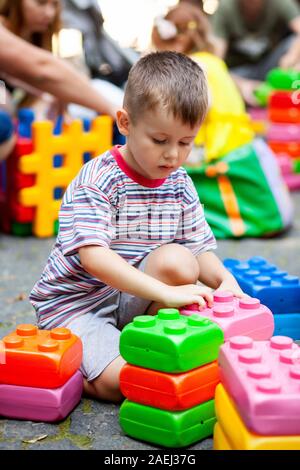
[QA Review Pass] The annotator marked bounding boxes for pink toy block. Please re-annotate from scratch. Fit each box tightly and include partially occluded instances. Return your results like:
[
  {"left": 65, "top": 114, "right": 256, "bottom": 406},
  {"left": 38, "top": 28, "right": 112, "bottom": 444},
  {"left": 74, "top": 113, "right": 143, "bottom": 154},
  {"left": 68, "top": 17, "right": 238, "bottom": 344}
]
[
  {"left": 219, "top": 335, "right": 300, "bottom": 435},
  {"left": 0, "top": 370, "right": 83, "bottom": 422},
  {"left": 278, "top": 155, "right": 300, "bottom": 191},
  {"left": 267, "top": 124, "right": 300, "bottom": 142},
  {"left": 248, "top": 107, "right": 268, "bottom": 121},
  {"left": 180, "top": 291, "right": 274, "bottom": 340}
]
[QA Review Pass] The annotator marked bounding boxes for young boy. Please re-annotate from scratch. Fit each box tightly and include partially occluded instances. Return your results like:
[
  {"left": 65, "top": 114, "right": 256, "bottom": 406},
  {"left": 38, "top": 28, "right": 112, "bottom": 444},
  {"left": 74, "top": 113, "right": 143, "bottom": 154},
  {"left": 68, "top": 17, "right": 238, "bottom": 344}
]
[{"left": 30, "top": 51, "right": 243, "bottom": 403}]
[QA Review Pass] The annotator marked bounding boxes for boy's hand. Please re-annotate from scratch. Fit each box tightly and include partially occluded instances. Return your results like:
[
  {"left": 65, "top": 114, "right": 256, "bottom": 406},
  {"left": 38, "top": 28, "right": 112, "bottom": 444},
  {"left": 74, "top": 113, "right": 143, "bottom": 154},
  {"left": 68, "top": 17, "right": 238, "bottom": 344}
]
[
  {"left": 161, "top": 284, "right": 214, "bottom": 309},
  {"left": 217, "top": 278, "right": 246, "bottom": 299}
]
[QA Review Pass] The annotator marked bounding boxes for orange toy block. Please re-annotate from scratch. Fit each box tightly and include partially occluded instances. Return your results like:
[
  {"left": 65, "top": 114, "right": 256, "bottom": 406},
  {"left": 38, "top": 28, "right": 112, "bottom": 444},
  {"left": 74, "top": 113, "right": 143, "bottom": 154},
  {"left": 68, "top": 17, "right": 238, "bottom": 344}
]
[
  {"left": 120, "top": 362, "right": 219, "bottom": 411},
  {"left": 0, "top": 324, "right": 82, "bottom": 388}
]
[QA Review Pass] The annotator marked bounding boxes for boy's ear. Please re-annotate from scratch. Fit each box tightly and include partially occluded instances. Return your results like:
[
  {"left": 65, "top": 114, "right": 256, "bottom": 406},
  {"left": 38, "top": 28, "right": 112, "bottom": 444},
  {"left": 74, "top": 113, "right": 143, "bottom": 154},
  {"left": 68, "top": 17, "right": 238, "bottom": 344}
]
[{"left": 116, "top": 108, "right": 130, "bottom": 136}]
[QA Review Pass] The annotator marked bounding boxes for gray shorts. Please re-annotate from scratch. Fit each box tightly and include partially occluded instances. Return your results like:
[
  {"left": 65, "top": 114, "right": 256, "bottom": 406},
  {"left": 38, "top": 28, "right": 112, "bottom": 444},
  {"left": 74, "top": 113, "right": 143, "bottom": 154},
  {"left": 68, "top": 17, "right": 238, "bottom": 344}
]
[{"left": 65, "top": 256, "right": 152, "bottom": 382}]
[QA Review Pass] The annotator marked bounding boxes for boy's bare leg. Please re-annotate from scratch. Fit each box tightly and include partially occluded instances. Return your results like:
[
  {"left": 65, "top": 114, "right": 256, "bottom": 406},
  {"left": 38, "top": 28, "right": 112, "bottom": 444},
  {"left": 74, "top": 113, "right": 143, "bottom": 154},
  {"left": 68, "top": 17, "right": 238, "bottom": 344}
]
[
  {"left": 83, "top": 243, "right": 199, "bottom": 401},
  {"left": 83, "top": 355, "right": 126, "bottom": 403}
]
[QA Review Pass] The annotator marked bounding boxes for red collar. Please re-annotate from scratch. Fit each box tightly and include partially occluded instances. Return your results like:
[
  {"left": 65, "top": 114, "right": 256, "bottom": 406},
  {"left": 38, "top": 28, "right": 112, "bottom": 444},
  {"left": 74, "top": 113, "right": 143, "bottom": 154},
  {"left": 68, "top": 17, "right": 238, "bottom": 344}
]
[{"left": 111, "top": 146, "right": 167, "bottom": 188}]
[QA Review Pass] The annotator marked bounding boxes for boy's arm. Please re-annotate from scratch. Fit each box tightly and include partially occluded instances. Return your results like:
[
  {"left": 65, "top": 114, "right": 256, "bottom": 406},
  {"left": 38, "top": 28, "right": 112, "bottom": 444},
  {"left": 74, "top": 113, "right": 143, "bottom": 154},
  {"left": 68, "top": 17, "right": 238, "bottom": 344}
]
[
  {"left": 196, "top": 251, "right": 244, "bottom": 298},
  {"left": 79, "top": 245, "right": 213, "bottom": 308}
]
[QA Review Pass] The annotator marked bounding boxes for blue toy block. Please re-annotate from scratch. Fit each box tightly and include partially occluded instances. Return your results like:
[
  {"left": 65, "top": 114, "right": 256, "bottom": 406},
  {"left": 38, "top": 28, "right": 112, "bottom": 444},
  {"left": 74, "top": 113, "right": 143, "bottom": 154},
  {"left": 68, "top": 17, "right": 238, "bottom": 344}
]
[
  {"left": 273, "top": 313, "right": 300, "bottom": 340},
  {"left": 18, "top": 108, "right": 34, "bottom": 138},
  {"left": 223, "top": 256, "right": 300, "bottom": 315}
]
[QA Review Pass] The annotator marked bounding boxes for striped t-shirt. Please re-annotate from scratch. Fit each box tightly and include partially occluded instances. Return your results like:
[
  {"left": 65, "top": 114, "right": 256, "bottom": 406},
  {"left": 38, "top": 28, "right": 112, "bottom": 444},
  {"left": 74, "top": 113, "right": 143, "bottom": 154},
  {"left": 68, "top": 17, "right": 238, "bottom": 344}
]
[{"left": 30, "top": 146, "right": 217, "bottom": 328}]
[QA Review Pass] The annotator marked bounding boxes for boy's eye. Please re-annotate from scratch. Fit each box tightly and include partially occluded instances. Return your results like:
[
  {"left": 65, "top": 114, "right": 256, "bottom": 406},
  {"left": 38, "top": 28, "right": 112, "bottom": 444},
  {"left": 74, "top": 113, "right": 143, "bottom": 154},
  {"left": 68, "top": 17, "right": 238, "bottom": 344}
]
[
  {"left": 179, "top": 141, "right": 191, "bottom": 146},
  {"left": 152, "top": 138, "right": 167, "bottom": 144}
]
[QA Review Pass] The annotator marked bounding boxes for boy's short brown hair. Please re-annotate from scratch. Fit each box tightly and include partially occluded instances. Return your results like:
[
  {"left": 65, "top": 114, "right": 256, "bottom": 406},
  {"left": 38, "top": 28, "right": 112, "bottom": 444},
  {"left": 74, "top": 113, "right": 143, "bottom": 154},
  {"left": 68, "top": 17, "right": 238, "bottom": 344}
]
[{"left": 123, "top": 51, "right": 209, "bottom": 127}]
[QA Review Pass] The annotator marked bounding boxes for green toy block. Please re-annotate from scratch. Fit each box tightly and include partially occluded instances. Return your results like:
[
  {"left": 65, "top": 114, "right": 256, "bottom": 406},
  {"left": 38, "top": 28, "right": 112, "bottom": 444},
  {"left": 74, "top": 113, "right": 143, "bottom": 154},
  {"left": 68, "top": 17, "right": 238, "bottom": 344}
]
[
  {"left": 54, "top": 220, "right": 59, "bottom": 235},
  {"left": 11, "top": 222, "right": 32, "bottom": 236},
  {"left": 120, "top": 399, "right": 216, "bottom": 448},
  {"left": 253, "top": 82, "right": 274, "bottom": 107},
  {"left": 267, "top": 68, "right": 300, "bottom": 90},
  {"left": 293, "top": 159, "right": 300, "bottom": 174},
  {"left": 120, "top": 308, "right": 224, "bottom": 373}
]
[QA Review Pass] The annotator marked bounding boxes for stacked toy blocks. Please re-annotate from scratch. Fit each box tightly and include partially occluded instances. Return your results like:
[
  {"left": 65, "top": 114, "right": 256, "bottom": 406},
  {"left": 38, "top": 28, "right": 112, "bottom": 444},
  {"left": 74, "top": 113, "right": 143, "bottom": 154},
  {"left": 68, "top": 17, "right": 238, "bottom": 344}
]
[
  {"left": 180, "top": 290, "right": 274, "bottom": 340},
  {"left": 214, "top": 335, "right": 300, "bottom": 449},
  {"left": 119, "top": 309, "right": 224, "bottom": 447},
  {"left": 262, "top": 69, "right": 300, "bottom": 190},
  {"left": 0, "top": 324, "right": 83, "bottom": 422},
  {"left": 0, "top": 110, "right": 113, "bottom": 237},
  {"left": 224, "top": 256, "right": 300, "bottom": 339}
]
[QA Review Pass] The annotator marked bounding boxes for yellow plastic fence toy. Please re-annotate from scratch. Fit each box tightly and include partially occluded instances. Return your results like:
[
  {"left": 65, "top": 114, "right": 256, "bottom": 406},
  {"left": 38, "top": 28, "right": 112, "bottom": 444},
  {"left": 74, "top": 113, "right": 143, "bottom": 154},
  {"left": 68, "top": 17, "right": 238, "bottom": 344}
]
[{"left": 18, "top": 116, "right": 113, "bottom": 237}]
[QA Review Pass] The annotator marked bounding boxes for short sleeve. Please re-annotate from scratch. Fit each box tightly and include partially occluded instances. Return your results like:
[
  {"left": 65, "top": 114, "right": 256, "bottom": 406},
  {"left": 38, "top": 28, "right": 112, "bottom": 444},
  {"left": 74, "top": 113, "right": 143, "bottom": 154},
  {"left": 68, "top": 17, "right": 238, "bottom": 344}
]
[
  {"left": 59, "top": 184, "right": 115, "bottom": 256},
  {"left": 173, "top": 175, "right": 217, "bottom": 255},
  {"left": 210, "top": 0, "right": 230, "bottom": 40}
]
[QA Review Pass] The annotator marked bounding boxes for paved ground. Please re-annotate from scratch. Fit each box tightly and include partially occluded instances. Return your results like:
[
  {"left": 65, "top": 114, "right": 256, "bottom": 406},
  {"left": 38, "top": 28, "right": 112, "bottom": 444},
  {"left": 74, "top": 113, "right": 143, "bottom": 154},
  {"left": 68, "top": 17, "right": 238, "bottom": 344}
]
[{"left": 0, "top": 191, "right": 299, "bottom": 451}]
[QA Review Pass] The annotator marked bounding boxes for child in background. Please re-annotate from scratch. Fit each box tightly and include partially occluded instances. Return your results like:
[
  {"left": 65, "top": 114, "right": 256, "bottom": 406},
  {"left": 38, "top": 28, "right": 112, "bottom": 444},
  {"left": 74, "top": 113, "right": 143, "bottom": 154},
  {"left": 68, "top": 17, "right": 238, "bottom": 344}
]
[
  {"left": 152, "top": 2, "right": 255, "bottom": 163},
  {"left": 30, "top": 51, "right": 243, "bottom": 403}
]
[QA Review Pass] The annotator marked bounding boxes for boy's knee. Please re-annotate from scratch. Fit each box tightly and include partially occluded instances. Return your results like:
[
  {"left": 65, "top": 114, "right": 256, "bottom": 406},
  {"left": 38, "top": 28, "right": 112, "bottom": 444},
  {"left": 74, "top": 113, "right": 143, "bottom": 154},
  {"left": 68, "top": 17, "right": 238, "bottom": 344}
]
[
  {"left": 84, "top": 374, "right": 123, "bottom": 403},
  {"left": 83, "top": 356, "right": 125, "bottom": 403},
  {"left": 148, "top": 243, "right": 199, "bottom": 285}
]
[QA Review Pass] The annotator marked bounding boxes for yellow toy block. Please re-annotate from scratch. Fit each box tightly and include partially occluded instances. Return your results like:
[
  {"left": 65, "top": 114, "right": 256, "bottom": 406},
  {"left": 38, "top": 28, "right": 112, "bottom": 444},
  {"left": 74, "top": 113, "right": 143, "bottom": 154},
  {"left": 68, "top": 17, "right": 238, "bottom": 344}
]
[
  {"left": 214, "top": 384, "right": 300, "bottom": 450},
  {"left": 191, "top": 53, "right": 254, "bottom": 162},
  {"left": 18, "top": 116, "right": 112, "bottom": 237}
]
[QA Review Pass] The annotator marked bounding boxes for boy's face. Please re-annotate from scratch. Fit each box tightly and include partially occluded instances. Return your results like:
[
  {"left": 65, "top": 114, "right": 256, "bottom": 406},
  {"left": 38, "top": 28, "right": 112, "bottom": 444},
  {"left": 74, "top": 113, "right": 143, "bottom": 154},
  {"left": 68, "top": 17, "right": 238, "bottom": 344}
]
[{"left": 118, "top": 106, "right": 201, "bottom": 180}]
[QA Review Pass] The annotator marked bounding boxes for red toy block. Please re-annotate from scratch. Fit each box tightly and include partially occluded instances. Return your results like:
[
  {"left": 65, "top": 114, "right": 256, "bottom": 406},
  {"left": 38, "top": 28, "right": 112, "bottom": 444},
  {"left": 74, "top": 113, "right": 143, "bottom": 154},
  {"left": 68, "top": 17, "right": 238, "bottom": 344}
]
[{"left": 120, "top": 361, "right": 219, "bottom": 411}]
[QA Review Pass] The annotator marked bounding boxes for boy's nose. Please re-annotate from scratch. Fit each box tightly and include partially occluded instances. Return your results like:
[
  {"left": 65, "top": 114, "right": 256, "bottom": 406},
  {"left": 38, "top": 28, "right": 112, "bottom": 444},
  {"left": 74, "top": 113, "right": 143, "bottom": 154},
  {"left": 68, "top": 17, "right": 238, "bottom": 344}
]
[{"left": 164, "top": 146, "right": 178, "bottom": 162}]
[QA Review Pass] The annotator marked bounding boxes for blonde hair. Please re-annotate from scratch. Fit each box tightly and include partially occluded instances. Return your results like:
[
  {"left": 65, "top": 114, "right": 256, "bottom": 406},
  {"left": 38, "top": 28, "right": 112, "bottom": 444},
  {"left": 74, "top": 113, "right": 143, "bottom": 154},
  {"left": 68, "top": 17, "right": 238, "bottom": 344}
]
[
  {"left": 152, "top": 3, "right": 214, "bottom": 55},
  {"left": 0, "top": 0, "right": 60, "bottom": 50},
  {"left": 124, "top": 51, "right": 209, "bottom": 127}
]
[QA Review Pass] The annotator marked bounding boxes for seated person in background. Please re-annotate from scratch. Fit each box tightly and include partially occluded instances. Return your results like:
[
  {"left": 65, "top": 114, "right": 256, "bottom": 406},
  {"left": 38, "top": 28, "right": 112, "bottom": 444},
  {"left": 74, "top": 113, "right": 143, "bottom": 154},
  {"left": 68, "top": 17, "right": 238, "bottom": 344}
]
[
  {"left": 60, "top": 0, "right": 126, "bottom": 120},
  {"left": 152, "top": 3, "right": 254, "bottom": 162},
  {"left": 0, "top": 0, "right": 61, "bottom": 117},
  {"left": 0, "top": 0, "right": 119, "bottom": 121},
  {"left": 211, "top": 0, "right": 300, "bottom": 105}
]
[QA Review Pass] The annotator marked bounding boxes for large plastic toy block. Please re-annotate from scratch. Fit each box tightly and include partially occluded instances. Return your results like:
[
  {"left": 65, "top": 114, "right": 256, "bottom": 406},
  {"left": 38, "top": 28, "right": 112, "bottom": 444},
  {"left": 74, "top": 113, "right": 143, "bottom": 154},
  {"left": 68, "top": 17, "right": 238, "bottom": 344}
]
[
  {"left": 214, "top": 384, "right": 300, "bottom": 450},
  {"left": 294, "top": 158, "right": 300, "bottom": 173},
  {"left": 218, "top": 335, "right": 300, "bottom": 435},
  {"left": 119, "top": 309, "right": 224, "bottom": 373},
  {"left": 274, "top": 313, "right": 300, "bottom": 340},
  {"left": 223, "top": 256, "right": 300, "bottom": 314},
  {"left": 180, "top": 291, "right": 274, "bottom": 341},
  {"left": 18, "top": 116, "right": 113, "bottom": 237},
  {"left": 267, "top": 123, "right": 300, "bottom": 142},
  {"left": 253, "top": 82, "right": 273, "bottom": 107},
  {"left": 266, "top": 68, "right": 300, "bottom": 90},
  {"left": 269, "top": 141, "right": 300, "bottom": 158},
  {"left": 120, "top": 361, "right": 219, "bottom": 411},
  {"left": 120, "top": 399, "right": 216, "bottom": 448},
  {"left": 0, "top": 370, "right": 83, "bottom": 422},
  {"left": 269, "top": 91, "right": 299, "bottom": 109},
  {"left": 18, "top": 109, "right": 35, "bottom": 138},
  {"left": 268, "top": 107, "right": 300, "bottom": 123},
  {"left": 0, "top": 324, "right": 82, "bottom": 388},
  {"left": 277, "top": 155, "right": 300, "bottom": 191}
]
